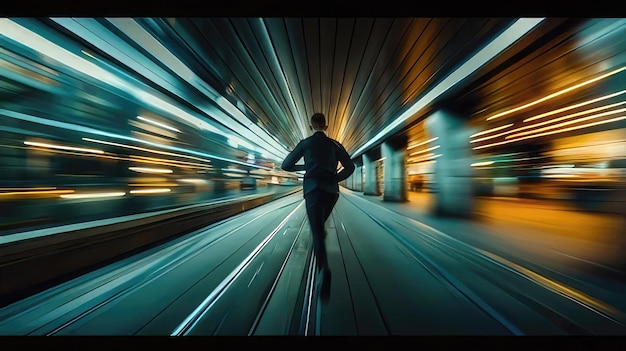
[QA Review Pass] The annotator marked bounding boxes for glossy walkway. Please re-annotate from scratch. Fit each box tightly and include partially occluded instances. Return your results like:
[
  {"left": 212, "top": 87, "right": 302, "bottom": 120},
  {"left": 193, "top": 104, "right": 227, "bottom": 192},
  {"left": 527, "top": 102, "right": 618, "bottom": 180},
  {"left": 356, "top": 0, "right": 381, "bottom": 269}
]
[{"left": 1, "top": 188, "right": 625, "bottom": 335}]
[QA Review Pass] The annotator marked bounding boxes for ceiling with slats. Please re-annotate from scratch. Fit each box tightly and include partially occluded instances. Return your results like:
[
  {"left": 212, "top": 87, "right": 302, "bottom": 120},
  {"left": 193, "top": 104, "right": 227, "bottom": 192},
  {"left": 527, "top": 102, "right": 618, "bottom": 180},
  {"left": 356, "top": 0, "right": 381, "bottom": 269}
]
[
  {"left": 22, "top": 17, "right": 621, "bottom": 166},
  {"left": 138, "top": 17, "right": 518, "bottom": 155}
]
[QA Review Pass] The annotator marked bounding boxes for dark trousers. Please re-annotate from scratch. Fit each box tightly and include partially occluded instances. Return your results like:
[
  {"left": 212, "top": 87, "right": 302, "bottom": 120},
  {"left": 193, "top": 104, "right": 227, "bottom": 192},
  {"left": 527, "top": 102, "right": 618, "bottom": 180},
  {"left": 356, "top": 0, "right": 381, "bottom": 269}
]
[{"left": 304, "top": 189, "right": 339, "bottom": 272}]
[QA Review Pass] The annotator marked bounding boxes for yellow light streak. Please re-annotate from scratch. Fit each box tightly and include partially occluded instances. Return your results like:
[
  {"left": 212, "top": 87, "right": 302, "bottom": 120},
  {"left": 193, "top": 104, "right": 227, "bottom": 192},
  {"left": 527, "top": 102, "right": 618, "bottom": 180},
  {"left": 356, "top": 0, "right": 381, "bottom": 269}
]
[
  {"left": 409, "top": 159, "right": 438, "bottom": 165},
  {"left": 24, "top": 141, "right": 104, "bottom": 154},
  {"left": 129, "top": 166, "right": 173, "bottom": 174},
  {"left": 544, "top": 174, "right": 578, "bottom": 178},
  {"left": 17, "top": 146, "right": 111, "bottom": 159},
  {"left": 12, "top": 144, "right": 209, "bottom": 171},
  {"left": 509, "top": 115, "right": 626, "bottom": 141},
  {"left": 407, "top": 153, "right": 442, "bottom": 163},
  {"left": 477, "top": 249, "right": 622, "bottom": 318},
  {"left": 129, "top": 183, "right": 177, "bottom": 187},
  {"left": 408, "top": 153, "right": 435, "bottom": 163},
  {"left": 473, "top": 115, "right": 625, "bottom": 150},
  {"left": 60, "top": 191, "right": 126, "bottom": 199},
  {"left": 82, "top": 137, "right": 212, "bottom": 165},
  {"left": 0, "top": 187, "right": 57, "bottom": 191},
  {"left": 81, "top": 50, "right": 96, "bottom": 59},
  {"left": 471, "top": 161, "right": 495, "bottom": 167},
  {"left": 485, "top": 66, "right": 626, "bottom": 121},
  {"left": 409, "top": 145, "right": 440, "bottom": 156},
  {"left": 511, "top": 102, "right": 626, "bottom": 138},
  {"left": 130, "top": 177, "right": 167, "bottom": 183},
  {"left": 129, "top": 188, "right": 171, "bottom": 194},
  {"left": 178, "top": 178, "right": 208, "bottom": 184},
  {"left": 129, "top": 155, "right": 211, "bottom": 169},
  {"left": 407, "top": 137, "right": 439, "bottom": 150},
  {"left": 506, "top": 108, "right": 626, "bottom": 139},
  {"left": 524, "top": 90, "right": 626, "bottom": 122},
  {"left": 128, "top": 158, "right": 194, "bottom": 169},
  {"left": 471, "top": 127, "right": 518, "bottom": 143},
  {"left": 470, "top": 124, "right": 514, "bottom": 138},
  {"left": 0, "top": 189, "right": 75, "bottom": 196}
]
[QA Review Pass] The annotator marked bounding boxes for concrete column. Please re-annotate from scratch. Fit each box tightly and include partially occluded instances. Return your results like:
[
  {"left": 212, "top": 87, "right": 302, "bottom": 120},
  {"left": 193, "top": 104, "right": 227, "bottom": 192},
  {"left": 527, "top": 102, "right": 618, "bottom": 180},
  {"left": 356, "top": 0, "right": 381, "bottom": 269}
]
[
  {"left": 346, "top": 171, "right": 355, "bottom": 191},
  {"left": 362, "top": 153, "right": 378, "bottom": 196},
  {"left": 347, "top": 165, "right": 358, "bottom": 192},
  {"left": 424, "top": 109, "right": 474, "bottom": 217},
  {"left": 354, "top": 166, "right": 363, "bottom": 192},
  {"left": 382, "top": 138, "right": 407, "bottom": 202}
]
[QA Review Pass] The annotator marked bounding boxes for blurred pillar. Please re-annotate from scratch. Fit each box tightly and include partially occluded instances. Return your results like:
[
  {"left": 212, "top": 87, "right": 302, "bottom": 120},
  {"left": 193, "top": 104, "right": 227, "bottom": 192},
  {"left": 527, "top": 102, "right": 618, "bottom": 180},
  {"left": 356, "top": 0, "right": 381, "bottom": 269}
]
[
  {"left": 382, "top": 136, "right": 408, "bottom": 202},
  {"left": 346, "top": 165, "right": 360, "bottom": 192},
  {"left": 354, "top": 166, "right": 363, "bottom": 192},
  {"left": 425, "top": 109, "right": 474, "bottom": 217},
  {"left": 362, "top": 153, "right": 378, "bottom": 196},
  {"left": 344, "top": 172, "right": 353, "bottom": 191}
]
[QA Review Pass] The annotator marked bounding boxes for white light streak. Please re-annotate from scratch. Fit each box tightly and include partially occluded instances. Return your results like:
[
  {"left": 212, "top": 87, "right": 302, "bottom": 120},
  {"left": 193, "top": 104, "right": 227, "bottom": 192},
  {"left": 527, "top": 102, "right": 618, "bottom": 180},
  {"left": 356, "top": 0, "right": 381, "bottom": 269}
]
[
  {"left": 137, "top": 116, "right": 181, "bottom": 133},
  {"left": 83, "top": 137, "right": 211, "bottom": 164},
  {"left": 6, "top": 18, "right": 286, "bottom": 161},
  {"left": 2, "top": 18, "right": 223, "bottom": 136},
  {"left": 60, "top": 192, "right": 126, "bottom": 199},
  {"left": 24, "top": 141, "right": 104, "bottom": 154},
  {"left": 351, "top": 18, "right": 545, "bottom": 157},
  {"left": 178, "top": 178, "right": 208, "bottom": 185},
  {"left": 106, "top": 18, "right": 195, "bottom": 81},
  {"left": 259, "top": 19, "right": 308, "bottom": 139},
  {"left": 1, "top": 19, "right": 132, "bottom": 91},
  {"left": 221, "top": 168, "right": 248, "bottom": 174},
  {"left": 471, "top": 161, "right": 495, "bottom": 167},
  {"left": 104, "top": 18, "right": 288, "bottom": 159},
  {"left": 129, "top": 167, "right": 173, "bottom": 174},
  {"left": 170, "top": 202, "right": 303, "bottom": 336},
  {"left": 129, "top": 188, "right": 171, "bottom": 194}
]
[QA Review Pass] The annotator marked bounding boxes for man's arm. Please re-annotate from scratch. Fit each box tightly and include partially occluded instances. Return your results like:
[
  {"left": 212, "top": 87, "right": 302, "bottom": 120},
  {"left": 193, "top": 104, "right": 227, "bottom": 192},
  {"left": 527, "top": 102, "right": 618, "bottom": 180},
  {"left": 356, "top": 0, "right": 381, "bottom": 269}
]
[
  {"left": 335, "top": 143, "right": 355, "bottom": 182},
  {"left": 281, "top": 141, "right": 305, "bottom": 172}
]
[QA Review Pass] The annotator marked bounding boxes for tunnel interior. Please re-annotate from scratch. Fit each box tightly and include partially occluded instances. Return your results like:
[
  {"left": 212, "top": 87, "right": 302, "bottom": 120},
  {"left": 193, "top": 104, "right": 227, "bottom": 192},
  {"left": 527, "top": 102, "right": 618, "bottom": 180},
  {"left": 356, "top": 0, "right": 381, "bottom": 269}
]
[{"left": 0, "top": 17, "right": 625, "bottom": 337}]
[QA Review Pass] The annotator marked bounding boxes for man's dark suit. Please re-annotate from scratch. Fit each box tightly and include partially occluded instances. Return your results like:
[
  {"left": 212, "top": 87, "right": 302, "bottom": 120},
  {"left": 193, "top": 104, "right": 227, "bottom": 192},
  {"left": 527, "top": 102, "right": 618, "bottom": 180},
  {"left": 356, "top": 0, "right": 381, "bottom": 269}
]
[{"left": 281, "top": 131, "right": 355, "bottom": 276}]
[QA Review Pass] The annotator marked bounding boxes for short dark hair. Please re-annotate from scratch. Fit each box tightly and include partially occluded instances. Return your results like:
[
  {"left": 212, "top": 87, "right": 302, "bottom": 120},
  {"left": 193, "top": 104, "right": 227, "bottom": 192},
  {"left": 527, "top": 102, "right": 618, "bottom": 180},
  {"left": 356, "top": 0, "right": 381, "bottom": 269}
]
[{"left": 310, "top": 113, "right": 326, "bottom": 128}]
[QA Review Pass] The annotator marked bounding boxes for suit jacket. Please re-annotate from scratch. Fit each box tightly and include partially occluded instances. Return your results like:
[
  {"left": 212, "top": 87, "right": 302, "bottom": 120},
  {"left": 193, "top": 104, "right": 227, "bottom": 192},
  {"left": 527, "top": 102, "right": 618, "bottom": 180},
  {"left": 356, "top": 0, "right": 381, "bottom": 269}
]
[{"left": 281, "top": 131, "right": 355, "bottom": 196}]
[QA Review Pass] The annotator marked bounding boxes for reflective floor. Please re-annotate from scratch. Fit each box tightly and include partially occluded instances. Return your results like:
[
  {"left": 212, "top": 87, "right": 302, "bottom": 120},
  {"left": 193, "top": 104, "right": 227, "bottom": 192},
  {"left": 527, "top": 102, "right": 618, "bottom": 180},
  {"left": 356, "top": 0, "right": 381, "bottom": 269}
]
[{"left": 1, "top": 188, "right": 624, "bottom": 336}]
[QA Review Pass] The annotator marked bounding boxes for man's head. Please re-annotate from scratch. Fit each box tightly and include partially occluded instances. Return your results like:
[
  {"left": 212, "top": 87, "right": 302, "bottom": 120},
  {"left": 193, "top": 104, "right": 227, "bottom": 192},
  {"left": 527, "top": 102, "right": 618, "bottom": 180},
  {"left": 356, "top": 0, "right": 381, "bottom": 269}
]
[{"left": 310, "top": 112, "right": 327, "bottom": 131}]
